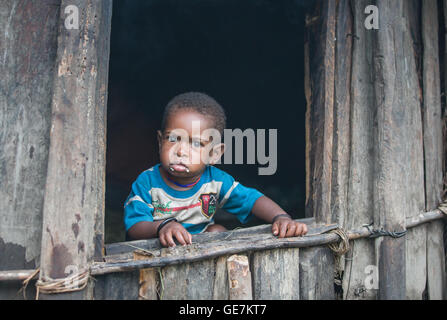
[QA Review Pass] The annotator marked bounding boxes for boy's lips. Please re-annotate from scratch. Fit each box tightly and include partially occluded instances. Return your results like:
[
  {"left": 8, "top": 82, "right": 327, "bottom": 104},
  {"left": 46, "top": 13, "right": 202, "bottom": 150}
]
[{"left": 169, "top": 163, "right": 190, "bottom": 173}]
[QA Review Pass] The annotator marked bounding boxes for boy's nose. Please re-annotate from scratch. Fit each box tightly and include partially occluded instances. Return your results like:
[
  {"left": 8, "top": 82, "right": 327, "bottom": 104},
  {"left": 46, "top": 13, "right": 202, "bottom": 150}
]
[{"left": 175, "top": 142, "right": 189, "bottom": 157}]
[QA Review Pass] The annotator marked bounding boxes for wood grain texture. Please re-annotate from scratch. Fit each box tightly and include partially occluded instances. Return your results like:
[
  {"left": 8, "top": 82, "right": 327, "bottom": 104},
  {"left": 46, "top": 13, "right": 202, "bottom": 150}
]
[
  {"left": 133, "top": 251, "right": 158, "bottom": 300},
  {"left": 213, "top": 255, "right": 229, "bottom": 300},
  {"left": 299, "top": 246, "right": 334, "bottom": 300},
  {"left": 422, "top": 0, "right": 446, "bottom": 301},
  {"left": 306, "top": 0, "right": 336, "bottom": 224},
  {"left": 342, "top": 0, "right": 377, "bottom": 300},
  {"left": 402, "top": 0, "right": 427, "bottom": 300},
  {"left": 105, "top": 218, "right": 316, "bottom": 256},
  {"left": 426, "top": 220, "right": 446, "bottom": 299},
  {"left": 0, "top": 0, "right": 60, "bottom": 299},
  {"left": 373, "top": 0, "right": 408, "bottom": 300},
  {"left": 227, "top": 255, "right": 252, "bottom": 300},
  {"left": 93, "top": 271, "right": 140, "bottom": 300},
  {"left": 331, "top": 0, "right": 352, "bottom": 228},
  {"left": 251, "top": 248, "right": 300, "bottom": 299},
  {"left": 423, "top": 0, "right": 444, "bottom": 211},
  {"left": 160, "top": 258, "right": 215, "bottom": 300},
  {"left": 38, "top": 0, "right": 112, "bottom": 299}
]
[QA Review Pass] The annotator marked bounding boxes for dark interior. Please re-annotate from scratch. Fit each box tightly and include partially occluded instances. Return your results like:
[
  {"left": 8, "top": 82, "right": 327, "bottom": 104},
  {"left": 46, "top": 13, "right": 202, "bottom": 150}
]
[{"left": 105, "top": 0, "right": 313, "bottom": 243}]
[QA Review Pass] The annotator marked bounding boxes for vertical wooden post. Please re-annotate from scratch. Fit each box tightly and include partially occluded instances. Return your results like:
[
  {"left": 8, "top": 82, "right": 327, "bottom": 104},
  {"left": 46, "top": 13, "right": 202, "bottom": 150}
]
[
  {"left": 133, "top": 251, "right": 158, "bottom": 300},
  {"left": 423, "top": 0, "right": 444, "bottom": 211},
  {"left": 373, "top": 0, "right": 409, "bottom": 300},
  {"left": 0, "top": 0, "right": 60, "bottom": 299},
  {"left": 251, "top": 249, "right": 300, "bottom": 299},
  {"left": 160, "top": 259, "right": 215, "bottom": 300},
  {"left": 400, "top": 0, "right": 427, "bottom": 300},
  {"left": 342, "top": 0, "right": 377, "bottom": 300},
  {"left": 299, "top": 247, "right": 335, "bottom": 300},
  {"left": 213, "top": 255, "right": 230, "bottom": 300},
  {"left": 305, "top": 0, "right": 336, "bottom": 224},
  {"left": 331, "top": 0, "right": 352, "bottom": 228},
  {"left": 422, "top": 0, "right": 446, "bottom": 300},
  {"left": 38, "top": 0, "right": 112, "bottom": 299},
  {"left": 227, "top": 255, "right": 252, "bottom": 300}
]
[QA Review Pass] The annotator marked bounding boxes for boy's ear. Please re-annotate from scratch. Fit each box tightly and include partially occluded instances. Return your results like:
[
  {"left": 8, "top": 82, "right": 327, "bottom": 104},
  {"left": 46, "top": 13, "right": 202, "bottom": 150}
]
[
  {"left": 157, "top": 130, "right": 163, "bottom": 149},
  {"left": 208, "top": 143, "right": 226, "bottom": 165}
]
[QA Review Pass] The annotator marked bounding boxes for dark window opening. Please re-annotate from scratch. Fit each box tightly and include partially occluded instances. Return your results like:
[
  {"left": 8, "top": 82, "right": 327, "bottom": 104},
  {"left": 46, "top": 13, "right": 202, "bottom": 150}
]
[{"left": 105, "top": 0, "right": 312, "bottom": 244}]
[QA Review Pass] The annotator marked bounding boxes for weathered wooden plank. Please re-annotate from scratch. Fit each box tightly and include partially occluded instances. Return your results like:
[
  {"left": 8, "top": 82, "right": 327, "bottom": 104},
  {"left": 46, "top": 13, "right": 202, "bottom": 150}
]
[
  {"left": 94, "top": 210, "right": 447, "bottom": 278},
  {"left": 331, "top": 0, "right": 352, "bottom": 227},
  {"left": 105, "top": 218, "right": 318, "bottom": 256},
  {"left": 405, "top": 226, "right": 427, "bottom": 299},
  {"left": 306, "top": 0, "right": 336, "bottom": 224},
  {"left": 160, "top": 259, "right": 215, "bottom": 300},
  {"left": 227, "top": 255, "right": 252, "bottom": 300},
  {"left": 422, "top": 0, "right": 446, "bottom": 301},
  {"left": 213, "top": 255, "right": 229, "bottom": 300},
  {"left": 38, "top": 0, "right": 112, "bottom": 299},
  {"left": 133, "top": 251, "right": 158, "bottom": 300},
  {"left": 304, "top": 38, "right": 312, "bottom": 217},
  {"left": 426, "top": 220, "right": 446, "bottom": 299},
  {"left": 93, "top": 271, "right": 140, "bottom": 300},
  {"left": 94, "top": 229, "right": 341, "bottom": 275},
  {"left": 423, "top": 0, "right": 444, "bottom": 211},
  {"left": 251, "top": 248, "right": 300, "bottom": 300},
  {"left": 330, "top": 0, "right": 353, "bottom": 287},
  {"left": 402, "top": 0, "right": 427, "bottom": 300},
  {"left": 299, "top": 246, "right": 334, "bottom": 300},
  {"left": 342, "top": 0, "right": 377, "bottom": 300},
  {"left": 373, "top": 0, "right": 413, "bottom": 300},
  {"left": 0, "top": 0, "right": 60, "bottom": 300}
]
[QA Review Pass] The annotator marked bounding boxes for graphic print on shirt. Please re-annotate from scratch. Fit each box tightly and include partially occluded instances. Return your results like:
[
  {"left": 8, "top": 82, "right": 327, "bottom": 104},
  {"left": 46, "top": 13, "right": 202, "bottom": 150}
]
[
  {"left": 153, "top": 199, "right": 173, "bottom": 215},
  {"left": 199, "top": 193, "right": 218, "bottom": 219}
]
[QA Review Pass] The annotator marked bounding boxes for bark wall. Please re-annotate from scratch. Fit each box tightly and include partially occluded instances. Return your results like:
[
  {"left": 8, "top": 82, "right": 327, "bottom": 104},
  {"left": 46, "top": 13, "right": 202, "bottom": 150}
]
[{"left": 306, "top": 0, "right": 446, "bottom": 299}]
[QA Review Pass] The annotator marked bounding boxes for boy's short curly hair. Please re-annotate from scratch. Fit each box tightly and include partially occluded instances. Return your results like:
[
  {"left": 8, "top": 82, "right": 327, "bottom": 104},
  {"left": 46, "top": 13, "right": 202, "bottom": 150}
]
[{"left": 161, "top": 92, "right": 227, "bottom": 135}]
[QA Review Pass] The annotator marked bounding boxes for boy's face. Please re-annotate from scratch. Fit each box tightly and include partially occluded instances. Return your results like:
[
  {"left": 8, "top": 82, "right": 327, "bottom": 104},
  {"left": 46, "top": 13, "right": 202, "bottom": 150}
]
[{"left": 158, "top": 109, "right": 224, "bottom": 179}]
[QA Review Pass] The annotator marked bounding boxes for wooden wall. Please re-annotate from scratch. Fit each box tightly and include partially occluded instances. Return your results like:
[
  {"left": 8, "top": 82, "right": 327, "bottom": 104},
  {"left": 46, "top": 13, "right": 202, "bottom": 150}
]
[
  {"left": 95, "top": 223, "right": 335, "bottom": 300},
  {"left": 0, "top": 0, "right": 112, "bottom": 299},
  {"left": 305, "top": 0, "right": 446, "bottom": 299},
  {"left": 0, "top": 0, "right": 61, "bottom": 299}
]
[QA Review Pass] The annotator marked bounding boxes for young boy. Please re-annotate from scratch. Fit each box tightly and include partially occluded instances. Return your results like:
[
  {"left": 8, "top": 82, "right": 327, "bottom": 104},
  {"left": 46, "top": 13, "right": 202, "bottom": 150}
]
[{"left": 124, "top": 92, "right": 308, "bottom": 247}]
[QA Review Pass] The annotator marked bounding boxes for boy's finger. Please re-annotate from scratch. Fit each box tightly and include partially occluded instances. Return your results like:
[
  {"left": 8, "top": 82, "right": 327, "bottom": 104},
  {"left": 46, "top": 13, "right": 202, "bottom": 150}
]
[
  {"left": 183, "top": 230, "right": 192, "bottom": 244},
  {"left": 174, "top": 230, "right": 186, "bottom": 246},
  {"left": 295, "top": 223, "right": 303, "bottom": 237},
  {"left": 279, "top": 222, "right": 288, "bottom": 238},
  {"left": 286, "top": 223, "right": 296, "bottom": 237},
  {"left": 165, "top": 232, "right": 176, "bottom": 247},
  {"left": 302, "top": 224, "right": 308, "bottom": 235},
  {"left": 159, "top": 234, "right": 167, "bottom": 247},
  {"left": 272, "top": 223, "right": 279, "bottom": 236}
]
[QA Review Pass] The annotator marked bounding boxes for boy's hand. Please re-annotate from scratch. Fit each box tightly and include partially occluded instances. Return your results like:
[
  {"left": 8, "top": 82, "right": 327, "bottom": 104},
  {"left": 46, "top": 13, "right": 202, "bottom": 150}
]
[
  {"left": 158, "top": 221, "right": 192, "bottom": 247},
  {"left": 272, "top": 216, "right": 308, "bottom": 238}
]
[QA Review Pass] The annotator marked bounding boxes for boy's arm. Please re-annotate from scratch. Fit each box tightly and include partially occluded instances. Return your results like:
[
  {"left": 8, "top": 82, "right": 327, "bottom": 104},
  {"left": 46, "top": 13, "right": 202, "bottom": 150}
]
[
  {"left": 127, "top": 221, "right": 163, "bottom": 240},
  {"left": 251, "top": 195, "right": 308, "bottom": 238}
]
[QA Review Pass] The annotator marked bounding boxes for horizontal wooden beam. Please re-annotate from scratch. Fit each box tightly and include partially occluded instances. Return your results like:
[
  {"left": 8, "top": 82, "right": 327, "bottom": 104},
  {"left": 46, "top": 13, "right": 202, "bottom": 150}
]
[
  {"left": 1, "top": 209, "right": 444, "bottom": 281},
  {"left": 91, "top": 210, "right": 446, "bottom": 276}
]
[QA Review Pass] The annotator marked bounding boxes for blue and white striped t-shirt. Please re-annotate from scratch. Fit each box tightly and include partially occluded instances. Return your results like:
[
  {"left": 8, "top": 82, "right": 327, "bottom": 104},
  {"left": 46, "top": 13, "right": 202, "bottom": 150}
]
[{"left": 124, "top": 164, "right": 263, "bottom": 234}]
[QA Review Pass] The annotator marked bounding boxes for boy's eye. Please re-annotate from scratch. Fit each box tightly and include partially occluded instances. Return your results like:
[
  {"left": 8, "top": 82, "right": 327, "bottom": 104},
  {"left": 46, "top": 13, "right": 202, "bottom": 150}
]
[
  {"left": 192, "top": 140, "right": 202, "bottom": 148},
  {"left": 167, "top": 135, "right": 177, "bottom": 142}
]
